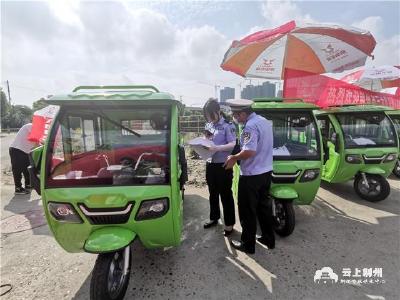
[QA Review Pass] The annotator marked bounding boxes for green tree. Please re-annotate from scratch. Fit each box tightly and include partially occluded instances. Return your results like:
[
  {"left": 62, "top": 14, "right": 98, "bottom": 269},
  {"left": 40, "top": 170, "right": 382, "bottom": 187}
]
[
  {"left": 0, "top": 88, "right": 10, "bottom": 127},
  {"left": 32, "top": 98, "right": 48, "bottom": 111},
  {"left": 3, "top": 105, "right": 33, "bottom": 128}
]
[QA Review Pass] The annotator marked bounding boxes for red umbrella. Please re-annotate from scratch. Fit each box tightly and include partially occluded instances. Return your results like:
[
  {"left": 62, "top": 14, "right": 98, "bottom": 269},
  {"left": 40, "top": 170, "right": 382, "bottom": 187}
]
[
  {"left": 340, "top": 65, "right": 400, "bottom": 91},
  {"left": 221, "top": 20, "right": 376, "bottom": 79}
]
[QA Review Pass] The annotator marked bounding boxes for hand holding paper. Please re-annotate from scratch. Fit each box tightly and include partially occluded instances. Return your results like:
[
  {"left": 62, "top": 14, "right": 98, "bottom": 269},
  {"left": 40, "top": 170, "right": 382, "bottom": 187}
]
[{"left": 188, "top": 137, "right": 217, "bottom": 160}]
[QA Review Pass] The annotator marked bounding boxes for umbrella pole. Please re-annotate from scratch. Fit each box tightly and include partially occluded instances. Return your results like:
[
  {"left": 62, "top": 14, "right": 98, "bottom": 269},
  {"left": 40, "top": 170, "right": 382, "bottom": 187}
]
[{"left": 282, "top": 68, "right": 288, "bottom": 98}]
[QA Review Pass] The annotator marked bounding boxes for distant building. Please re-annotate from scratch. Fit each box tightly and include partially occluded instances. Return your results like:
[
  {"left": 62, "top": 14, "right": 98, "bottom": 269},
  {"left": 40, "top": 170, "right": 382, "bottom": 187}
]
[
  {"left": 220, "top": 87, "right": 235, "bottom": 103},
  {"left": 241, "top": 82, "right": 276, "bottom": 100}
]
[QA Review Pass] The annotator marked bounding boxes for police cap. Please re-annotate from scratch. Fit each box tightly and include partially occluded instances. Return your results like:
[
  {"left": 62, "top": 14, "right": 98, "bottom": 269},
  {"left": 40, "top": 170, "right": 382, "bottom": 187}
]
[{"left": 225, "top": 98, "right": 254, "bottom": 112}]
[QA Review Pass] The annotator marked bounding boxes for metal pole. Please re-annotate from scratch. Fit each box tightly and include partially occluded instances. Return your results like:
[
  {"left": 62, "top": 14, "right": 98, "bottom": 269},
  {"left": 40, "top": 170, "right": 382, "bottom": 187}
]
[{"left": 6, "top": 80, "right": 11, "bottom": 104}]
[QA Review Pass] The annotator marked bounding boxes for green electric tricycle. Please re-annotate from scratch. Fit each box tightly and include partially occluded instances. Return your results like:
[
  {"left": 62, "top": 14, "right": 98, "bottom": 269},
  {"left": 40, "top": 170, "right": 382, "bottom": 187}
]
[
  {"left": 28, "top": 85, "right": 187, "bottom": 300},
  {"left": 315, "top": 105, "right": 398, "bottom": 202},
  {"left": 386, "top": 109, "right": 400, "bottom": 178},
  {"left": 250, "top": 98, "right": 323, "bottom": 236}
]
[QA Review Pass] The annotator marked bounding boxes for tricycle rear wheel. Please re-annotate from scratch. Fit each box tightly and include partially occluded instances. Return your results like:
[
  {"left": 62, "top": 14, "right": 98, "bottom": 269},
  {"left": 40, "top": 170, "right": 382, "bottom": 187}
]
[
  {"left": 90, "top": 246, "right": 131, "bottom": 300},
  {"left": 354, "top": 174, "right": 390, "bottom": 202},
  {"left": 273, "top": 200, "right": 295, "bottom": 237}
]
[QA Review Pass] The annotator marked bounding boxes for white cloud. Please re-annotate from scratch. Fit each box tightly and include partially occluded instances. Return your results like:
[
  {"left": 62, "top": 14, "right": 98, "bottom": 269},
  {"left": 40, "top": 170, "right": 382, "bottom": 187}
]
[
  {"left": 366, "top": 34, "right": 400, "bottom": 67},
  {"left": 2, "top": 0, "right": 398, "bottom": 108},
  {"left": 352, "top": 16, "right": 399, "bottom": 67},
  {"left": 261, "top": 0, "right": 314, "bottom": 27},
  {"left": 1, "top": 1, "right": 235, "bottom": 106},
  {"left": 48, "top": 0, "right": 83, "bottom": 30},
  {"left": 352, "top": 16, "right": 384, "bottom": 41}
]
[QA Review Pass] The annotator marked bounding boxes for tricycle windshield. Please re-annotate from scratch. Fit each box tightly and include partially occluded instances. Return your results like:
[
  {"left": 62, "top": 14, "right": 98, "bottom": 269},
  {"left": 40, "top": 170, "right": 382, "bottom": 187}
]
[
  {"left": 336, "top": 113, "right": 397, "bottom": 149},
  {"left": 46, "top": 106, "right": 170, "bottom": 187},
  {"left": 258, "top": 110, "right": 320, "bottom": 160}
]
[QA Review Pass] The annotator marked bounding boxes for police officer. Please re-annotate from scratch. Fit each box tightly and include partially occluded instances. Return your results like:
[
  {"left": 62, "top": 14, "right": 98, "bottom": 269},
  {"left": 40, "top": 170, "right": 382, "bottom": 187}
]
[
  {"left": 224, "top": 99, "right": 275, "bottom": 254},
  {"left": 202, "top": 99, "right": 236, "bottom": 236}
]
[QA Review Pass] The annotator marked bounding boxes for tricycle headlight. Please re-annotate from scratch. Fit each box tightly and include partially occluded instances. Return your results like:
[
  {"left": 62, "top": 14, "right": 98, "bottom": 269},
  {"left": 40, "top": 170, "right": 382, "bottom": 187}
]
[
  {"left": 135, "top": 198, "right": 169, "bottom": 221},
  {"left": 384, "top": 153, "right": 397, "bottom": 162},
  {"left": 48, "top": 202, "right": 83, "bottom": 223},
  {"left": 345, "top": 154, "right": 362, "bottom": 164},
  {"left": 299, "top": 169, "right": 320, "bottom": 182}
]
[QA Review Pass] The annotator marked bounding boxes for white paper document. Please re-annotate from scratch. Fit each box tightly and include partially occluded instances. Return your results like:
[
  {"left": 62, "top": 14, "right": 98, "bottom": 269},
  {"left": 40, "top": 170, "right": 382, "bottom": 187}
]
[
  {"left": 352, "top": 137, "right": 376, "bottom": 146},
  {"left": 273, "top": 145, "right": 290, "bottom": 156},
  {"left": 188, "top": 137, "right": 217, "bottom": 160}
]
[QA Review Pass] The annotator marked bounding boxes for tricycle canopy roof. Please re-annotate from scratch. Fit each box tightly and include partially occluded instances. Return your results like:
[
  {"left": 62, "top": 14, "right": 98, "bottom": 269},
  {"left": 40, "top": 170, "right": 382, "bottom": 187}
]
[
  {"left": 252, "top": 97, "right": 320, "bottom": 110},
  {"left": 46, "top": 85, "right": 181, "bottom": 107},
  {"left": 387, "top": 109, "right": 400, "bottom": 116},
  {"left": 315, "top": 105, "right": 395, "bottom": 115}
]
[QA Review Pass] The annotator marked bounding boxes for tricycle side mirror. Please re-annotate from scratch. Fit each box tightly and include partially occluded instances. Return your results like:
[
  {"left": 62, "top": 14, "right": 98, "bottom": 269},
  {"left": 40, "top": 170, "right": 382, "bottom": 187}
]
[{"left": 28, "top": 145, "right": 44, "bottom": 195}]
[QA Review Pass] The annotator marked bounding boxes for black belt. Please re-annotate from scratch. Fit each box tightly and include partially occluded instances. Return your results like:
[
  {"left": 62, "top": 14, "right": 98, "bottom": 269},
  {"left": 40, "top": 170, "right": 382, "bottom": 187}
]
[{"left": 207, "top": 162, "right": 225, "bottom": 166}]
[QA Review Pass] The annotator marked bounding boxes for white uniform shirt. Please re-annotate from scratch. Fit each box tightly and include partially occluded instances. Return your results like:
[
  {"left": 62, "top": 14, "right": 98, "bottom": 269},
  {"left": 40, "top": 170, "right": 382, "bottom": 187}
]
[{"left": 10, "top": 123, "right": 37, "bottom": 153}]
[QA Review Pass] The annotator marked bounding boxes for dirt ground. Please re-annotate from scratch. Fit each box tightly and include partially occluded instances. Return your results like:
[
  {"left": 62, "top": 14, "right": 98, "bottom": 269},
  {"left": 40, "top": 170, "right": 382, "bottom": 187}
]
[
  {"left": 1, "top": 134, "right": 399, "bottom": 300},
  {"left": 186, "top": 157, "right": 207, "bottom": 187}
]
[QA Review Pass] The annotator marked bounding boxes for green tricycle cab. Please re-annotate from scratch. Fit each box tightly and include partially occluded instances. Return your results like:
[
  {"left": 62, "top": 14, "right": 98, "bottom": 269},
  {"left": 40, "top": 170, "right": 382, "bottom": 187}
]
[
  {"left": 238, "top": 98, "right": 323, "bottom": 237},
  {"left": 386, "top": 109, "right": 400, "bottom": 178},
  {"left": 28, "top": 85, "right": 188, "bottom": 300},
  {"left": 315, "top": 105, "right": 398, "bottom": 202}
]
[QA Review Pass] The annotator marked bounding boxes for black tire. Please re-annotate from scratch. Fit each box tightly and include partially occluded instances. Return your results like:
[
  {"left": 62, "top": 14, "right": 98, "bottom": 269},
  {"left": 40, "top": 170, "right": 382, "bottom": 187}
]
[
  {"left": 90, "top": 247, "right": 131, "bottom": 300},
  {"left": 354, "top": 174, "right": 390, "bottom": 202},
  {"left": 273, "top": 200, "right": 295, "bottom": 237},
  {"left": 393, "top": 160, "right": 400, "bottom": 178}
]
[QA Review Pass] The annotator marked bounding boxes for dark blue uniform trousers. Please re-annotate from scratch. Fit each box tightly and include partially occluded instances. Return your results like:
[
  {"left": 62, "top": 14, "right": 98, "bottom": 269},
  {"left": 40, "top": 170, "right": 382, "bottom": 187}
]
[
  {"left": 238, "top": 171, "right": 274, "bottom": 250},
  {"left": 206, "top": 162, "right": 236, "bottom": 226}
]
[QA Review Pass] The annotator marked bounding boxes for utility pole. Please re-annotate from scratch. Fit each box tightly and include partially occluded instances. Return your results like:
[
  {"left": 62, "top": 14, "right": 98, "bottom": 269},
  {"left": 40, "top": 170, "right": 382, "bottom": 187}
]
[
  {"left": 214, "top": 85, "right": 220, "bottom": 101},
  {"left": 6, "top": 80, "right": 11, "bottom": 104},
  {"left": 237, "top": 83, "right": 242, "bottom": 99}
]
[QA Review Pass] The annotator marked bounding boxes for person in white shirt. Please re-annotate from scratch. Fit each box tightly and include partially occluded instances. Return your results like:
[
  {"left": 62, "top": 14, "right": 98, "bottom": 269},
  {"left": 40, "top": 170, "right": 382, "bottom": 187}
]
[{"left": 9, "top": 123, "right": 38, "bottom": 194}]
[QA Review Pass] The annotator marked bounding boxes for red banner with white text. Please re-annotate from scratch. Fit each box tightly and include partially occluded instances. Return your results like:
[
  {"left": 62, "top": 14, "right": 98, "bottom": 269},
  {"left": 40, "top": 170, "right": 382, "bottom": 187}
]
[
  {"left": 28, "top": 105, "right": 59, "bottom": 144},
  {"left": 283, "top": 69, "right": 400, "bottom": 109}
]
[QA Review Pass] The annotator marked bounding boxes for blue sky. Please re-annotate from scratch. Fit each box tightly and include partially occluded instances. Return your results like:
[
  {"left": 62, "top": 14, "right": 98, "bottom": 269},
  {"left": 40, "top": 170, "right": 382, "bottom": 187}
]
[
  {"left": 130, "top": 1, "right": 400, "bottom": 39},
  {"left": 1, "top": 0, "right": 399, "bottom": 107}
]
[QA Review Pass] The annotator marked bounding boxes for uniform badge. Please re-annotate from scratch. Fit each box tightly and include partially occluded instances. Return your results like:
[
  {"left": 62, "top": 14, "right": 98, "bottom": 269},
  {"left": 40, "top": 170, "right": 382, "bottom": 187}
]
[
  {"left": 231, "top": 127, "right": 236, "bottom": 134},
  {"left": 242, "top": 131, "right": 251, "bottom": 143}
]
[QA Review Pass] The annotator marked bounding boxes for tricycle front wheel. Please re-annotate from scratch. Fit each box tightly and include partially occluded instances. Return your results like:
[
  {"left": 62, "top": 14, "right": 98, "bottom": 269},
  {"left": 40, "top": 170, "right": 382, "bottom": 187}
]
[
  {"left": 354, "top": 174, "right": 390, "bottom": 202},
  {"left": 90, "top": 246, "right": 131, "bottom": 300},
  {"left": 393, "top": 160, "right": 400, "bottom": 178},
  {"left": 273, "top": 200, "right": 295, "bottom": 237}
]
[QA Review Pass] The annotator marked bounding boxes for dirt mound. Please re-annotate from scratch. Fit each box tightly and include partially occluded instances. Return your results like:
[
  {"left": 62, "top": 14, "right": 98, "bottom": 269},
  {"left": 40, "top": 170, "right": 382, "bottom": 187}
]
[{"left": 186, "top": 157, "right": 207, "bottom": 188}]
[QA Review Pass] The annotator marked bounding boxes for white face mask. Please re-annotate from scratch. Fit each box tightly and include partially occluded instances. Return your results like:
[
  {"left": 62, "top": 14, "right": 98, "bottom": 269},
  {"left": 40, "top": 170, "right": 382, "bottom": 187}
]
[{"left": 232, "top": 117, "right": 239, "bottom": 124}]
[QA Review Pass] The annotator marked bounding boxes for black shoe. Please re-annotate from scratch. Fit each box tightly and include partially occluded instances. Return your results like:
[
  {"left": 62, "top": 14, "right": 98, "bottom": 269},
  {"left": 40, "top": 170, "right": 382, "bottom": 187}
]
[
  {"left": 15, "top": 187, "right": 29, "bottom": 195},
  {"left": 257, "top": 236, "right": 275, "bottom": 249},
  {"left": 203, "top": 220, "right": 218, "bottom": 229},
  {"left": 224, "top": 229, "right": 233, "bottom": 237},
  {"left": 230, "top": 239, "right": 255, "bottom": 254},
  {"left": 25, "top": 185, "right": 32, "bottom": 192}
]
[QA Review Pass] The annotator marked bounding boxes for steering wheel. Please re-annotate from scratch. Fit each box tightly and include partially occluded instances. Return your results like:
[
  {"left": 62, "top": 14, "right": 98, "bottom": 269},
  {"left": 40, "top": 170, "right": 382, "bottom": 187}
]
[{"left": 134, "top": 152, "right": 165, "bottom": 171}]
